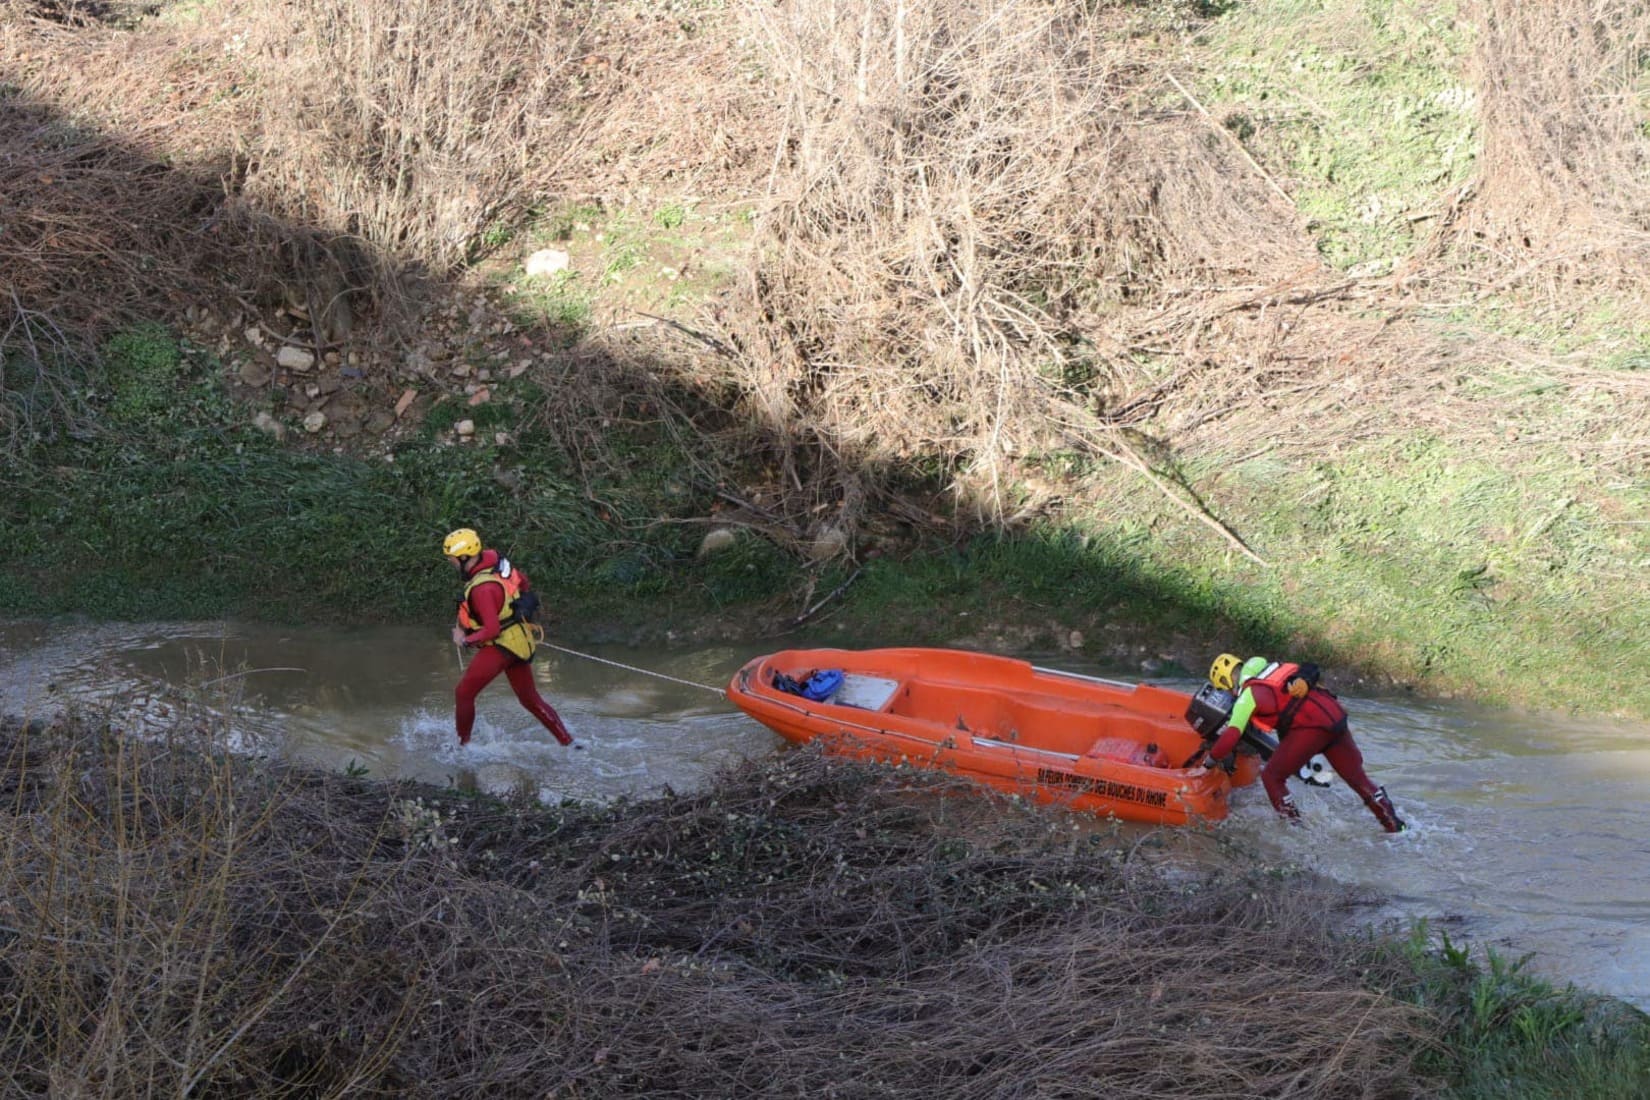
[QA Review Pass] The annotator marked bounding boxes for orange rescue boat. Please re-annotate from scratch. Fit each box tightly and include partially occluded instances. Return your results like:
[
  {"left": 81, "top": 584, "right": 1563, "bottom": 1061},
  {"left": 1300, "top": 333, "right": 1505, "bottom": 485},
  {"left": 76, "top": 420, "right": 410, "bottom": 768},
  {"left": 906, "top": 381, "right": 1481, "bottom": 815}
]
[{"left": 726, "top": 647, "right": 1262, "bottom": 826}]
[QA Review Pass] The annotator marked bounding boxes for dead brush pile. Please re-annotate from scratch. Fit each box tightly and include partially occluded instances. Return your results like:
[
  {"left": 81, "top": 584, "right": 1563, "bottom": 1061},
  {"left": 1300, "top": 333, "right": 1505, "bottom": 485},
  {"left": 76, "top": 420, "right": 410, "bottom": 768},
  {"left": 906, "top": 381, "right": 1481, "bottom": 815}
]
[
  {"left": 0, "top": 6, "right": 381, "bottom": 456},
  {"left": 718, "top": 0, "right": 1650, "bottom": 530},
  {"left": 0, "top": 12, "right": 238, "bottom": 454},
  {"left": 236, "top": 0, "right": 774, "bottom": 273},
  {"left": 234, "top": 0, "right": 590, "bottom": 276},
  {"left": 1451, "top": 0, "right": 1650, "bottom": 279},
  {"left": 8, "top": 0, "right": 1648, "bottom": 542},
  {"left": 0, "top": 0, "right": 596, "bottom": 349},
  {"left": 719, "top": 0, "right": 1351, "bottom": 530},
  {"left": 0, "top": 715, "right": 1437, "bottom": 1097}
]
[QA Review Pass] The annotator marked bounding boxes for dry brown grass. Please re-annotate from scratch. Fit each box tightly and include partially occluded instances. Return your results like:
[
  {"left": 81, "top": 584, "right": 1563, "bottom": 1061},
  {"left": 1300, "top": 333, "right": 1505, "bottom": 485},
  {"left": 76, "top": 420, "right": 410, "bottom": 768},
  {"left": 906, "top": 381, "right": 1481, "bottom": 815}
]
[
  {"left": 712, "top": 0, "right": 1343, "bottom": 540},
  {"left": 0, "top": 714, "right": 1438, "bottom": 1097},
  {"left": 709, "top": 0, "right": 1650, "bottom": 528},
  {"left": 0, "top": 19, "right": 237, "bottom": 453},
  {"left": 0, "top": 6, "right": 384, "bottom": 453},
  {"left": 1453, "top": 0, "right": 1650, "bottom": 279},
  {"left": 0, "top": 0, "right": 772, "bottom": 456},
  {"left": 237, "top": 0, "right": 591, "bottom": 278}
]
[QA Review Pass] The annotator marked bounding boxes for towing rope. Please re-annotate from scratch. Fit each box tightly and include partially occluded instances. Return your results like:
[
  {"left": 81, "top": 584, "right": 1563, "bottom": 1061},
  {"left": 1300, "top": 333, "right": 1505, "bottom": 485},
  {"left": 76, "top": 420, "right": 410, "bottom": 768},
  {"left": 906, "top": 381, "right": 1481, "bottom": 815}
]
[{"left": 539, "top": 642, "right": 728, "bottom": 696}]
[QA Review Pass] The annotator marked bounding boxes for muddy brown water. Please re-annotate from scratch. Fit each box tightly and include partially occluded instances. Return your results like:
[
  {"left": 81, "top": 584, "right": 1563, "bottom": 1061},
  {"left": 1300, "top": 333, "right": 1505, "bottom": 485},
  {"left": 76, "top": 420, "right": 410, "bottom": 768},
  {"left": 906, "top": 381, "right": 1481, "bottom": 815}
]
[{"left": 2, "top": 618, "right": 1647, "bottom": 1009}]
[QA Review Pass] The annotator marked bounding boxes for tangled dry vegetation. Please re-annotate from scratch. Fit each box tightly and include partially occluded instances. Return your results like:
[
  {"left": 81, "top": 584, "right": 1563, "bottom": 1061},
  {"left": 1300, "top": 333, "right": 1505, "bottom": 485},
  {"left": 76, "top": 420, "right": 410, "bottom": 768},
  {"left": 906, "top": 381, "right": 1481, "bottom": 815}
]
[
  {"left": 0, "top": 0, "right": 773, "bottom": 455},
  {"left": 4, "top": 0, "right": 1650, "bottom": 519},
  {"left": 721, "top": 0, "right": 1329, "bottom": 530},
  {"left": 0, "top": 716, "right": 1436, "bottom": 1097},
  {"left": 1454, "top": 0, "right": 1650, "bottom": 275},
  {"left": 726, "top": 0, "right": 1650, "bottom": 519}
]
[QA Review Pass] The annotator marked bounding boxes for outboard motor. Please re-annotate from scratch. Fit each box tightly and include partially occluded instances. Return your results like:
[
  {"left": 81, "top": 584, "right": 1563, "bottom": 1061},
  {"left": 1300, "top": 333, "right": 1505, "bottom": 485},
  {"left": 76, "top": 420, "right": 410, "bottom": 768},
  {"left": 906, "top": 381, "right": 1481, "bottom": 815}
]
[
  {"left": 1184, "top": 683, "right": 1236, "bottom": 740},
  {"left": 1186, "top": 683, "right": 1277, "bottom": 759}
]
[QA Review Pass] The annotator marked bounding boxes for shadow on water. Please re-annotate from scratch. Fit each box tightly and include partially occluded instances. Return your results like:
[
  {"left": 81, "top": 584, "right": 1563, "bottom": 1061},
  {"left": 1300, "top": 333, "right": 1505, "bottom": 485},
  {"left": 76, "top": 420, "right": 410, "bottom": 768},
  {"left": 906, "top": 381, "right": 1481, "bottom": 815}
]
[{"left": 2, "top": 616, "right": 1648, "bottom": 1011}]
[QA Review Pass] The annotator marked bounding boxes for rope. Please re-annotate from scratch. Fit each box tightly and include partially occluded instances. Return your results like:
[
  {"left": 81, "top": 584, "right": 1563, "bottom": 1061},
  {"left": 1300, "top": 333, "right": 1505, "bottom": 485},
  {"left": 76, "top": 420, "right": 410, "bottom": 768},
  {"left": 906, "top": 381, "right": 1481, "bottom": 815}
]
[
  {"left": 197, "top": 667, "right": 308, "bottom": 687},
  {"left": 539, "top": 642, "right": 728, "bottom": 696}
]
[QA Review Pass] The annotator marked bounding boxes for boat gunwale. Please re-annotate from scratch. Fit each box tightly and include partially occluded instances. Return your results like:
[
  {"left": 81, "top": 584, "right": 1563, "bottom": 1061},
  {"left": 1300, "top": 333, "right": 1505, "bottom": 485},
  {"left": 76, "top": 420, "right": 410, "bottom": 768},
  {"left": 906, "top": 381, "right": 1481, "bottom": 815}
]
[{"left": 731, "top": 658, "right": 1212, "bottom": 780}]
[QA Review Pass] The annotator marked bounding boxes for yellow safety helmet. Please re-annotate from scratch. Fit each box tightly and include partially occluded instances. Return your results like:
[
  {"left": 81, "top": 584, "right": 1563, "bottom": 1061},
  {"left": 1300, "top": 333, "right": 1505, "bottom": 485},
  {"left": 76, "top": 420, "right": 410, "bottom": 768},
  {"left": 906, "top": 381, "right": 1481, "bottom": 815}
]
[
  {"left": 1209, "top": 652, "right": 1242, "bottom": 692},
  {"left": 442, "top": 527, "right": 482, "bottom": 559}
]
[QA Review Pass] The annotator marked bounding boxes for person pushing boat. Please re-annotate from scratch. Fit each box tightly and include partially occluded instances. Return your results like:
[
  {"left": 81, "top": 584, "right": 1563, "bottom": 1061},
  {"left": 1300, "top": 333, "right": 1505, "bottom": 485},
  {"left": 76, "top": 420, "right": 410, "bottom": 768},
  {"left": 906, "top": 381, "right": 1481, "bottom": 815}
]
[
  {"left": 1204, "top": 654, "right": 1405, "bottom": 833},
  {"left": 444, "top": 527, "right": 577, "bottom": 750}
]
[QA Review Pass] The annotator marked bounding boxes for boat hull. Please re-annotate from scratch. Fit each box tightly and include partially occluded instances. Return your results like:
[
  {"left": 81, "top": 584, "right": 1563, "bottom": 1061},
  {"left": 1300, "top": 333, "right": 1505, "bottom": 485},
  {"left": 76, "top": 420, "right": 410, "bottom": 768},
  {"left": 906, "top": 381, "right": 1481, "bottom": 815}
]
[{"left": 726, "top": 647, "right": 1259, "bottom": 826}]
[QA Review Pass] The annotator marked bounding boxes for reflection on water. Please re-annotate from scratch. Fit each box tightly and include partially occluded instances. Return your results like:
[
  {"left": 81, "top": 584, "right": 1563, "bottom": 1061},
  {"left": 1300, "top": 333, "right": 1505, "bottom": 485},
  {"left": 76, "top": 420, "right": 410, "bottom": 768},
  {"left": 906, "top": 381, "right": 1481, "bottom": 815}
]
[{"left": 1, "top": 619, "right": 1647, "bottom": 1009}]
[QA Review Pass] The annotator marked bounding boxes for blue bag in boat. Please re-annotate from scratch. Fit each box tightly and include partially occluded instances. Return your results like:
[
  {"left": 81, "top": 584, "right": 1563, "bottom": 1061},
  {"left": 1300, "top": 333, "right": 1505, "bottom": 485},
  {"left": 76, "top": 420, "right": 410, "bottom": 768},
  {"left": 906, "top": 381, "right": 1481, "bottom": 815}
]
[
  {"left": 772, "top": 668, "right": 844, "bottom": 702},
  {"left": 801, "top": 669, "right": 844, "bottom": 701}
]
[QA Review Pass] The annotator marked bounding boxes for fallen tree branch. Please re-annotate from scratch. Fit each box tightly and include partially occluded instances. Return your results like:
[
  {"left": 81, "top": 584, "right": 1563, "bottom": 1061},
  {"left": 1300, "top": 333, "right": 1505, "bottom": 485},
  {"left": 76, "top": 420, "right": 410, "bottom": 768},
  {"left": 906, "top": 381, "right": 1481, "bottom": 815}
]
[
  {"left": 1166, "top": 72, "right": 1292, "bottom": 208},
  {"left": 1096, "top": 427, "right": 1269, "bottom": 567},
  {"left": 793, "top": 567, "right": 862, "bottom": 625}
]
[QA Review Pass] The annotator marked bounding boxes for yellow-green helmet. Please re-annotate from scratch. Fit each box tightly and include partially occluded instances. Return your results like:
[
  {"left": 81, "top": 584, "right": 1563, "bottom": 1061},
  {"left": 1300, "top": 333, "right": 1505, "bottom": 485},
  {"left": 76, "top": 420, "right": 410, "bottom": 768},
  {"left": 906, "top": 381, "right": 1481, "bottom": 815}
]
[
  {"left": 1209, "top": 653, "right": 1242, "bottom": 692},
  {"left": 442, "top": 527, "right": 482, "bottom": 559}
]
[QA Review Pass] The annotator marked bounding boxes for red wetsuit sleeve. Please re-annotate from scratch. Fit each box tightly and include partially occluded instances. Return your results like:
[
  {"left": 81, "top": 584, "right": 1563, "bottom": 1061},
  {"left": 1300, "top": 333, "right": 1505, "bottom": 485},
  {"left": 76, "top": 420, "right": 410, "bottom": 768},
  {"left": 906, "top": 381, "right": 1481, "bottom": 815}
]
[
  {"left": 462, "top": 579, "right": 505, "bottom": 646},
  {"left": 1208, "top": 725, "right": 1242, "bottom": 760}
]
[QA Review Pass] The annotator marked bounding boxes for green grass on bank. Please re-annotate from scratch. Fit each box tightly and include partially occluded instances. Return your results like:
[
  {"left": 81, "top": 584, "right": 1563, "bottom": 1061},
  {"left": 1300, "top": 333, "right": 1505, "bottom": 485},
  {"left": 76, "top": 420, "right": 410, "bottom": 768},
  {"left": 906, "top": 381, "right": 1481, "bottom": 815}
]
[
  {"left": 1396, "top": 925, "right": 1650, "bottom": 1098},
  {"left": 0, "top": 327, "right": 782, "bottom": 624},
  {"left": 834, "top": 424, "right": 1650, "bottom": 716},
  {"left": 1192, "top": 0, "right": 1477, "bottom": 274},
  {"left": 1064, "top": 433, "right": 1650, "bottom": 716}
]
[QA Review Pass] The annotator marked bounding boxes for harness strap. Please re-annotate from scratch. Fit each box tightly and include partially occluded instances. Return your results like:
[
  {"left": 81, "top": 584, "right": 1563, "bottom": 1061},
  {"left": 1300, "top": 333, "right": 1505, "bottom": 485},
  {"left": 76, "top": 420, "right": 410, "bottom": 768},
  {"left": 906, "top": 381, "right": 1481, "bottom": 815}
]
[
  {"left": 1275, "top": 695, "right": 1306, "bottom": 737},
  {"left": 1277, "top": 689, "right": 1348, "bottom": 746}
]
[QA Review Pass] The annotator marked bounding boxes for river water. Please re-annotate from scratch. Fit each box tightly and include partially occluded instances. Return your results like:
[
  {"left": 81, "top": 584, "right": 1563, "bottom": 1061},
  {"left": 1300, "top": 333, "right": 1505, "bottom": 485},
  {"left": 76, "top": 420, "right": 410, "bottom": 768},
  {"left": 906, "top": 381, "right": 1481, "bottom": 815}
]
[{"left": 2, "top": 618, "right": 1647, "bottom": 1009}]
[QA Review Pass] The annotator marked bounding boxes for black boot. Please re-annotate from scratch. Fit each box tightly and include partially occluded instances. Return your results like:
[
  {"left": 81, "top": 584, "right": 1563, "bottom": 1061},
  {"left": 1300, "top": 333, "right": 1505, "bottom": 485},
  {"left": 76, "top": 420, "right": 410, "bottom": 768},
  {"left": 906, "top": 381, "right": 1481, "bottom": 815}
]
[{"left": 1362, "top": 786, "right": 1406, "bottom": 833}]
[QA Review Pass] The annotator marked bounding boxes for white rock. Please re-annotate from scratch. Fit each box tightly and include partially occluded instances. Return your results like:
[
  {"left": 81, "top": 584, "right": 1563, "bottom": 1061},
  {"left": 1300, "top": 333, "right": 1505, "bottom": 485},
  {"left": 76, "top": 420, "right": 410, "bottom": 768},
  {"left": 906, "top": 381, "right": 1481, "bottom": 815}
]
[
  {"left": 244, "top": 326, "right": 264, "bottom": 346},
  {"left": 808, "top": 525, "right": 848, "bottom": 561},
  {"left": 455, "top": 419, "right": 476, "bottom": 437},
  {"left": 252, "top": 411, "right": 285, "bottom": 440},
  {"left": 697, "top": 527, "right": 739, "bottom": 558},
  {"left": 277, "top": 346, "right": 316, "bottom": 372},
  {"left": 525, "top": 249, "right": 570, "bottom": 278},
  {"left": 303, "top": 411, "right": 327, "bottom": 433}
]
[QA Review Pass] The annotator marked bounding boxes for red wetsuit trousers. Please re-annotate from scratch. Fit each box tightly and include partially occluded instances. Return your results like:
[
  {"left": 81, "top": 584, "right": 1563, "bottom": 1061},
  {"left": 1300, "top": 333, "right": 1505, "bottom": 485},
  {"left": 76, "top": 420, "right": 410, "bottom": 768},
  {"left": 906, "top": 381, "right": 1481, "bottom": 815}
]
[
  {"left": 1263, "top": 724, "right": 1388, "bottom": 823},
  {"left": 454, "top": 645, "right": 571, "bottom": 745}
]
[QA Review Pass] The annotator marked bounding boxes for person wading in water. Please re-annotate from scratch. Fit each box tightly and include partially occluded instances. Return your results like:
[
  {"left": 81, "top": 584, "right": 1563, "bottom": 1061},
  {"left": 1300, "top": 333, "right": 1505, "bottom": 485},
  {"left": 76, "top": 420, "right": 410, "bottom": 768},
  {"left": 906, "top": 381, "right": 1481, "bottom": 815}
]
[
  {"left": 444, "top": 527, "right": 577, "bottom": 750},
  {"left": 1205, "top": 653, "right": 1405, "bottom": 832}
]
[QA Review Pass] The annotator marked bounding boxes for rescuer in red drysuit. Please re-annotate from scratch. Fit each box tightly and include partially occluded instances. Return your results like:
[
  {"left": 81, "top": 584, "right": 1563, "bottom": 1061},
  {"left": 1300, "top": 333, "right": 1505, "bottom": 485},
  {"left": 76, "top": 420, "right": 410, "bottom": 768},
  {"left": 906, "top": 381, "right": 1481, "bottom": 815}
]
[
  {"left": 443, "top": 527, "right": 576, "bottom": 749},
  {"left": 1205, "top": 654, "right": 1404, "bottom": 832}
]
